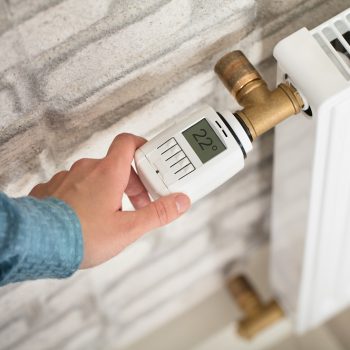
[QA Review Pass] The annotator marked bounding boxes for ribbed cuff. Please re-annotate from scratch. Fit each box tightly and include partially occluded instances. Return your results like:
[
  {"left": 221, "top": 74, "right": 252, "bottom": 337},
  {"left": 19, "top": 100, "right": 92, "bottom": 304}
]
[{"left": 0, "top": 194, "right": 83, "bottom": 285}]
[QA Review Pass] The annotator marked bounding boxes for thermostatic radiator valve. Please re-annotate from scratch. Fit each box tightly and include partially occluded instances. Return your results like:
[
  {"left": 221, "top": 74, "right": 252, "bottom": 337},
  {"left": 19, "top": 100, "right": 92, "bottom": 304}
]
[{"left": 135, "top": 51, "right": 304, "bottom": 203}]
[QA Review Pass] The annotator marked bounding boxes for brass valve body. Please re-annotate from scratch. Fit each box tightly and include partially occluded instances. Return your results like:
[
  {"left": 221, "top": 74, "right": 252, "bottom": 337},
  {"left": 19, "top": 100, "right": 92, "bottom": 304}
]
[
  {"left": 215, "top": 51, "right": 304, "bottom": 140},
  {"left": 228, "top": 275, "right": 284, "bottom": 339}
]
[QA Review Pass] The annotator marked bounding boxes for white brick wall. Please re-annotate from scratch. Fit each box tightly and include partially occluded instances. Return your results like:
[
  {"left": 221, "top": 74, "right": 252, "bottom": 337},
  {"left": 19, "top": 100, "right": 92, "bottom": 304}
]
[{"left": 0, "top": 0, "right": 349, "bottom": 349}]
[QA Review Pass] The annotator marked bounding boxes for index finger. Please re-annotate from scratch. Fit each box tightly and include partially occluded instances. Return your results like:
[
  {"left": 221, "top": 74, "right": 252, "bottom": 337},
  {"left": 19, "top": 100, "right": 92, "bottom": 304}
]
[{"left": 106, "top": 133, "right": 147, "bottom": 167}]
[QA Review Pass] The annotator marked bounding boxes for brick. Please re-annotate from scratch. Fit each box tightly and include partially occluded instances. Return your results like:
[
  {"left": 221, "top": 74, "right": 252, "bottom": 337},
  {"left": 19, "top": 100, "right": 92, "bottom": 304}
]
[
  {"left": 0, "top": 317, "right": 28, "bottom": 349},
  {"left": 0, "top": 1, "right": 11, "bottom": 35},
  {"left": 88, "top": 238, "right": 155, "bottom": 296},
  {"left": 60, "top": 323, "right": 103, "bottom": 350},
  {"left": 0, "top": 85, "right": 17, "bottom": 121},
  {"left": 0, "top": 279, "right": 55, "bottom": 317},
  {"left": 42, "top": 0, "right": 193, "bottom": 102},
  {"left": 14, "top": 310, "right": 86, "bottom": 350},
  {"left": 0, "top": 30, "right": 24, "bottom": 73},
  {"left": 40, "top": 0, "right": 252, "bottom": 109},
  {"left": 16, "top": 0, "right": 112, "bottom": 58},
  {"left": 6, "top": 0, "right": 64, "bottom": 23},
  {"left": 0, "top": 66, "right": 43, "bottom": 125},
  {"left": 3, "top": 172, "right": 43, "bottom": 197},
  {"left": 0, "top": 121, "right": 45, "bottom": 193}
]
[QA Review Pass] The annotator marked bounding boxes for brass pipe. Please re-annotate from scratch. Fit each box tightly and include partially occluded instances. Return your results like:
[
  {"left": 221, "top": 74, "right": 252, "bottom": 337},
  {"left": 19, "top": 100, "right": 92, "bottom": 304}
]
[
  {"left": 227, "top": 275, "right": 284, "bottom": 339},
  {"left": 215, "top": 51, "right": 304, "bottom": 140}
]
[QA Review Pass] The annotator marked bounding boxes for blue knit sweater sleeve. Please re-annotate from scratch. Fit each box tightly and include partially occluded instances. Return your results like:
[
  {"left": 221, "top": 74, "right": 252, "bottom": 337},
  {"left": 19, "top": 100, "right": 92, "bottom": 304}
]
[{"left": 0, "top": 193, "right": 83, "bottom": 286}]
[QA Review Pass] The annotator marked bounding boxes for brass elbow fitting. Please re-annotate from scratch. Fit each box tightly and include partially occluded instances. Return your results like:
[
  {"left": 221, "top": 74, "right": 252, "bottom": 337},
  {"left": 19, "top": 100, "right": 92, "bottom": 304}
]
[{"left": 215, "top": 51, "right": 304, "bottom": 140}]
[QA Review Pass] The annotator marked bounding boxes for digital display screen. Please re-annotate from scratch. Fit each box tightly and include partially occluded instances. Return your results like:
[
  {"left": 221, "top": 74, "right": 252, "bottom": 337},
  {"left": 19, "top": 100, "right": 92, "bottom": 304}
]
[{"left": 182, "top": 119, "right": 226, "bottom": 163}]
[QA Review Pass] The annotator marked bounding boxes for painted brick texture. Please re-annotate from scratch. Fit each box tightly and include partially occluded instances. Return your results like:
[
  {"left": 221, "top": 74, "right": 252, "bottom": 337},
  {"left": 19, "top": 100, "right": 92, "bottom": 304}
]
[{"left": 0, "top": 0, "right": 349, "bottom": 349}]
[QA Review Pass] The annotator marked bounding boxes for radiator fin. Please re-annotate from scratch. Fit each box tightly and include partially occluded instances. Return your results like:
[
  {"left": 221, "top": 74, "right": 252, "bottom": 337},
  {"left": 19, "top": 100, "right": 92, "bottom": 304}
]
[{"left": 312, "top": 9, "right": 350, "bottom": 80}]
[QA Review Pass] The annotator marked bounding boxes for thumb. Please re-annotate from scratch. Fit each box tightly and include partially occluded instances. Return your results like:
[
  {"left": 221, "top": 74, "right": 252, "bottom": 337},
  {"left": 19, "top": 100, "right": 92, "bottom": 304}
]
[{"left": 120, "top": 193, "right": 191, "bottom": 239}]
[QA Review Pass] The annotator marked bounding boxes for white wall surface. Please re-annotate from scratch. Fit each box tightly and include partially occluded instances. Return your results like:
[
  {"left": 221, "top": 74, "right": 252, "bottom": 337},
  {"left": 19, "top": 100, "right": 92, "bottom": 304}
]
[{"left": 0, "top": 1, "right": 349, "bottom": 349}]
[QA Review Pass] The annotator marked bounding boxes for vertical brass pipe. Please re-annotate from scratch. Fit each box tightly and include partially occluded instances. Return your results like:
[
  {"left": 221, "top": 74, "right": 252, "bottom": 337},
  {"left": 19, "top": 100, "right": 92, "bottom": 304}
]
[{"left": 215, "top": 51, "right": 304, "bottom": 140}]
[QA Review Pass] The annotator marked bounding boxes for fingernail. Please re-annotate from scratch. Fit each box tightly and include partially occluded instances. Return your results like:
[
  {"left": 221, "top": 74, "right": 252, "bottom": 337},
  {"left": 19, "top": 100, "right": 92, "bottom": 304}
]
[{"left": 175, "top": 194, "right": 191, "bottom": 214}]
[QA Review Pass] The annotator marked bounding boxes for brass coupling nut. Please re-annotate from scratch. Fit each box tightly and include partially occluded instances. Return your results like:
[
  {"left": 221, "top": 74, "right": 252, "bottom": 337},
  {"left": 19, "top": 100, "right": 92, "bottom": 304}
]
[{"left": 215, "top": 51, "right": 304, "bottom": 140}]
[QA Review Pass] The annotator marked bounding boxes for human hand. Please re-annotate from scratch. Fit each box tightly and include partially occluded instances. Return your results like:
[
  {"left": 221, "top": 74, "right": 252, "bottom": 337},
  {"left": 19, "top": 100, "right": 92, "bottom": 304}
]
[{"left": 29, "top": 133, "right": 191, "bottom": 268}]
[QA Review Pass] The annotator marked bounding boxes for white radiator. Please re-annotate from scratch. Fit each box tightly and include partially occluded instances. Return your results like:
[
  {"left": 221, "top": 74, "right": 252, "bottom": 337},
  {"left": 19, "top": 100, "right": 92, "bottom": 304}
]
[{"left": 271, "top": 8, "right": 350, "bottom": 333}]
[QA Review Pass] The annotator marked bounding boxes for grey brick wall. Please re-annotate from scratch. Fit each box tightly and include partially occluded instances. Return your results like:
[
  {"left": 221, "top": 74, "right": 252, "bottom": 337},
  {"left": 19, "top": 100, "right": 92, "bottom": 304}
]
[{"left": 0, "top": 1, "right": 348, "bottom": 349}]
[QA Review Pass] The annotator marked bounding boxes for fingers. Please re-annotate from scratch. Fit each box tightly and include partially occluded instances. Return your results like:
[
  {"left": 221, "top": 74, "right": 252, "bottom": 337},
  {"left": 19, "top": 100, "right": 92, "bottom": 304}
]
[
  {"left": 70, "top": 158, "right": 99, "bottom": 172},
  {"left": 29, "top": 171, "right": 68, "bottom": 198},
  {"left": 117, "top": 193, "right": 191, "bottom": 241},
  {"left": 29, "top": 183, "right": 48, "bottom": 198},
  {"left": 48, "top": 170, "right": 68, "bottom": 185},
  {"left": 103, "top": 133, "right": 148, "bottom": 203},
  {"left": 106, "top": 133, "right": 146, "bottom": 168},
  {"left": 46, "top": 170, "right": 69, "bottom": 195},
  {"left": 125, "top": 167, "right": 151, "bottom": 209}
]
